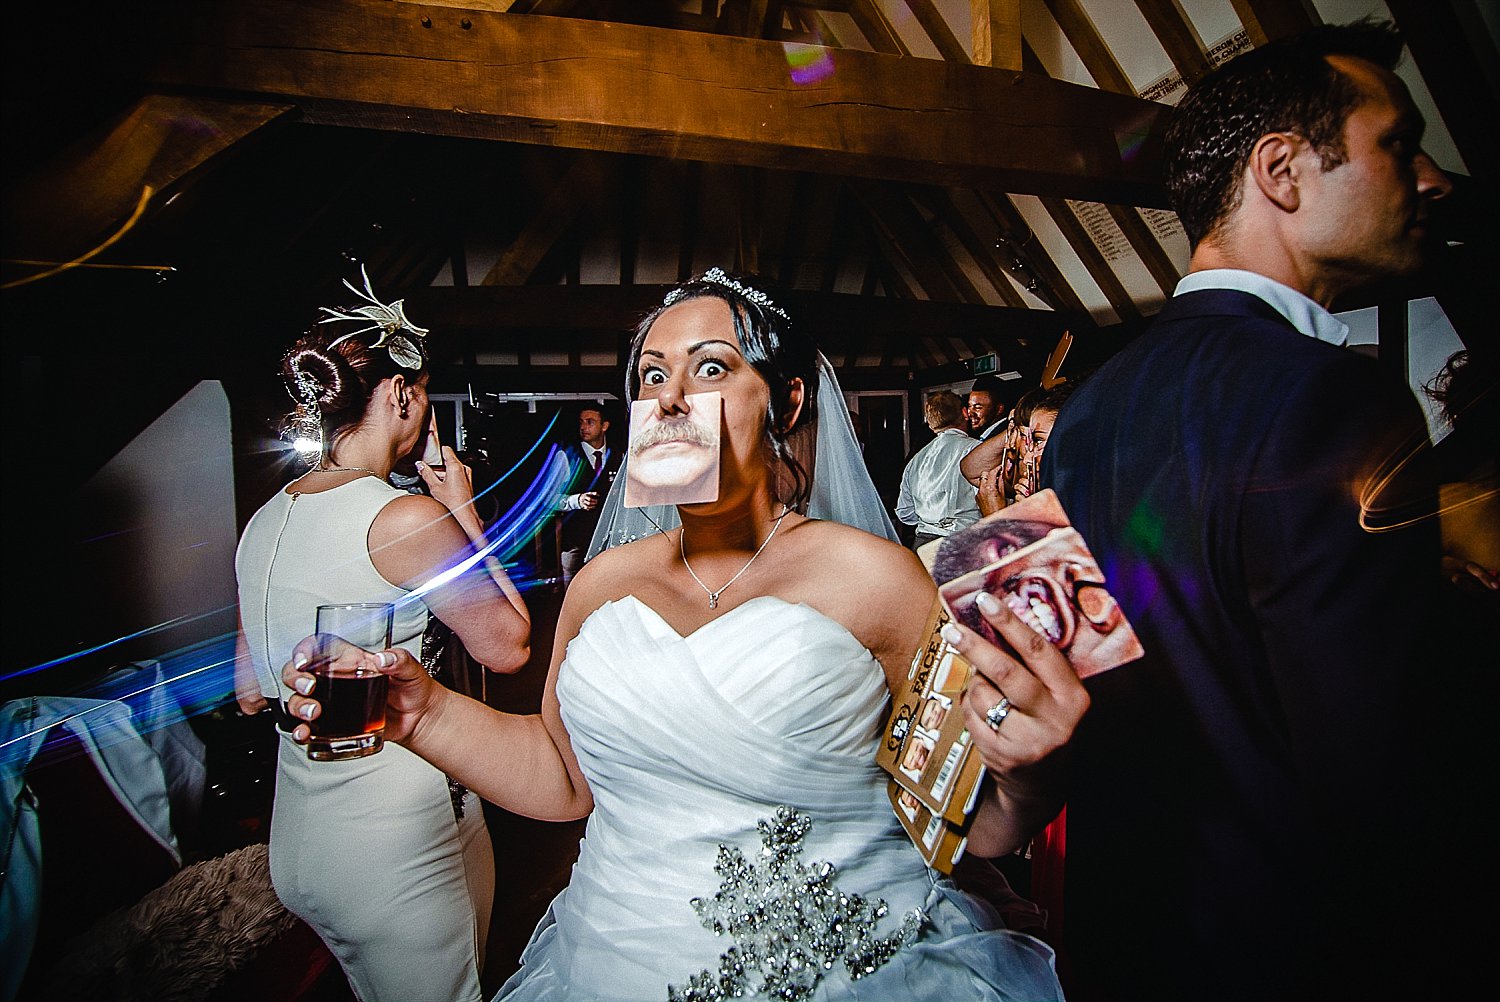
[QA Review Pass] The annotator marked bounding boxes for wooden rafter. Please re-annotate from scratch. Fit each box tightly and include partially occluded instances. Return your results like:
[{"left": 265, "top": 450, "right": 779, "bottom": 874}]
[
  {"left": 1133, "top": 0, "right": 1213, "bottom": 86},
  {"left": 1228, "top": 0, "right": 1319, "bottom": 46},
  {"left": 3, "top": 94, "right": 295, "bottom": 263},
  {"left": 903, "top": 0, "right": 970, "bottom": 64},
  {"left": 145, "top": 0, "right": 1172, "bottom": 206},
  {"left": 907, "top": 187, "right": 1029, "bottom": 309},
  {"left": 481, "top": 155, "right": 602, "bottom": 285},
  {"left": 847, "top": 1, "right": 909, "bottom": 56},
  {"left": 971, "top": 0, "right": 1022, "bottom": 71},
  {"left": 1106, "top": 204, "right": 1180, "bottom": 296},
  {"left": 1040, "top": 0, "right": 1134, "bottom": 94},
  {"left": 1385, "top": 0, "right": 1498, "bottom": 180},
  {"left": 977, "top": 192, "right": 1094, "bottom": 321},
  {"left": 1039, "top": 196, "right": 1143, "bottom": 323},
  {"left": 851, "top": 181, "right": 979, "bottom": 303}
]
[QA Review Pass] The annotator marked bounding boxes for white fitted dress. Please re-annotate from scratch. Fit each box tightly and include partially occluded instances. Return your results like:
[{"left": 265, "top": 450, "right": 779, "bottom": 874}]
[{"left": 236, "top": 478, "right": 494, "bottom": 1002}]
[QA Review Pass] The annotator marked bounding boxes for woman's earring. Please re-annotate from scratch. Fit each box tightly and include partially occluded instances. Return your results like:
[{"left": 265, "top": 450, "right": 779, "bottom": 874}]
[{"left": 399, "top": 405, "right": 409, "bottom": 419}]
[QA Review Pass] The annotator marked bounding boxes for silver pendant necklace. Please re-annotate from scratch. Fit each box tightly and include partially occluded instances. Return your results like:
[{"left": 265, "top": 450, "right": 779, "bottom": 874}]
[{"left": 680, "top": 506, "right": 791, "bottom": 610}]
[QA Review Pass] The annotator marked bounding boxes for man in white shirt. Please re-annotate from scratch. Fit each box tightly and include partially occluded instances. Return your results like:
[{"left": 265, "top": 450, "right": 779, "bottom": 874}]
[{"left": 895, "top": 390, "right": 980, "bottom": 551}]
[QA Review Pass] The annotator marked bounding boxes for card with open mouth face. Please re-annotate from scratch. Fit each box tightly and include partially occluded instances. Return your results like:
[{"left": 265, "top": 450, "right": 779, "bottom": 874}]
[
  {"left": 623, "top": 391, "right": 722, "bottom": 508},
  {"left": 923, "top": 489, "right": 1143, "bottom": 680}
]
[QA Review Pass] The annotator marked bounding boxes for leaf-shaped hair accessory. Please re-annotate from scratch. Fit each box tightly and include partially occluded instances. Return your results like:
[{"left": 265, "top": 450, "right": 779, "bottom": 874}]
[{"left": 318, "top": 264, "right": 430, "bottom": 368}]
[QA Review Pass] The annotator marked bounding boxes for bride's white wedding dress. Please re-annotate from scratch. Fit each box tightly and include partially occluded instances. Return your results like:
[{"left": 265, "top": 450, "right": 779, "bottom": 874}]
[{"left": 497, "top": 595, "right": 1064, "bottom": 1002}]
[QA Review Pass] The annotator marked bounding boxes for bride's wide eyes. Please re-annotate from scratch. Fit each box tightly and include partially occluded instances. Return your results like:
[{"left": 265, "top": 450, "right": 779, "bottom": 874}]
[
  {"left": 640, "top": 365, "right": 666, "bottom": 386},
  {"left": 694, "top": 357, "right": 728, "bottom": 378}
]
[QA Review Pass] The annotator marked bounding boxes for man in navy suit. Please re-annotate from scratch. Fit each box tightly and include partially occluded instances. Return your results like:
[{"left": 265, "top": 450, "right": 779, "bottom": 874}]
[
  {"left": 557, "top": 405, "right": 620, "bottom": 584},
  {"left": 1038, "top": 22, "right": 1459, "bottom": 1001}
]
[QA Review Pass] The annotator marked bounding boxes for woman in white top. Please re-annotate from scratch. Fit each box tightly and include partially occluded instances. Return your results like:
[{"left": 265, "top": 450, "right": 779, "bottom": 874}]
[{"left": 234, "top": 271, "right": 530, "bottom": 1002}]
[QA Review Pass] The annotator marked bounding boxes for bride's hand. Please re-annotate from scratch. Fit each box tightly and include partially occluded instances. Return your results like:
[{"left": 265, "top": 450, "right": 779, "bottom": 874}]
[
  {"left": 280, "top": 635, "right": 441, "bottom": 744},
  {"left": 944, "top": 592, "right": 1089, "bottom": 799}
]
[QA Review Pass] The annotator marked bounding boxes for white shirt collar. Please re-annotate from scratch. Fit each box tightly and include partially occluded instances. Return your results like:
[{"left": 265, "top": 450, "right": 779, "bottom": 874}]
[{"left": 1175, "top": 269, "right": 1349, "bottom": 347}]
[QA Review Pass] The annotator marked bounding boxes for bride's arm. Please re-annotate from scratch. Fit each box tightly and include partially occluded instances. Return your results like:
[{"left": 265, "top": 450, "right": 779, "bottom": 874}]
[{"left": 281, "top": 581, "right": 602, "bottom": 823}]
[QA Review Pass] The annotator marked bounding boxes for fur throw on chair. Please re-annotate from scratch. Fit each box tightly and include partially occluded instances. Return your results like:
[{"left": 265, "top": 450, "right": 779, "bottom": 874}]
[{"left": 35, "top": 841, "right": 298, "bottom": 1002}]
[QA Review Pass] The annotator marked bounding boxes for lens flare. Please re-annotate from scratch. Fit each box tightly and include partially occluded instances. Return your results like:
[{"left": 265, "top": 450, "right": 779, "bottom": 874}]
[{"left": 785, "top": 43, "right": 835, "bottom": 85}]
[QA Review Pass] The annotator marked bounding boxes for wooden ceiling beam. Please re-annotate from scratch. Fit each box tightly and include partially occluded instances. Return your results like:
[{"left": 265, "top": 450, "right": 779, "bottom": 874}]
[
  {"left": 977, "top": 191, "right": 1094, "bottom": 321},
  {"left": 481, "top": 154, "right": 601, "bottom": 285},
  {"left": 903, "top": 0, "right": 971, "bottom": 64},
  {"left": 1106, "top": 203, "right": 1179, "bottom": 296},
  {"left": 972, "top": 1, "right": 1023, "bottom": 71},
  {"left": 3, "top": 93, "right": 296, "bottom": 266},
  {"left": 145, "top": 0, "right": 1172, "bottom": 206},
  {"left": 851, "top": 181, "right": 980, "bottom": 303},
  {"left": 1132, "top": 0, "right": 1213, "bottom": 87},
  {"left": 1040, "top": 0, "right": 1134, "bottom": 95},
  {"left": 1385, "top": 0, "right": 1498, "bottom": 181},
  {"left": 407, "top": 284, "right": 1076, "bottom": 343},
  {"left": 907, "top": 187, "right": 1028, "bottom": 308},
  {"left": 1039, "top": 196, "right": 1142, "bottom": 323},
  {"left": 1228, "top": 0, "right": 1319, "bottom": 47}
]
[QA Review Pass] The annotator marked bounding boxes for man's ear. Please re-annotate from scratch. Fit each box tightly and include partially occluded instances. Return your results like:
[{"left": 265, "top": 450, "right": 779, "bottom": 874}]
[
  {"left": 781, "top": 378, "right": 806, "bottom": 433},
  {"left": 1248, "top": 132, "right": 1305, "bottom": 213}
]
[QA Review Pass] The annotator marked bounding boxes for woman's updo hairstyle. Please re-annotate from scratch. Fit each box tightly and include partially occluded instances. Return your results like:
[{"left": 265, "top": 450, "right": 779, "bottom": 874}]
[
  {"left": 277, "top": 324, "right": 429, "bottom": 458},
  {"left": 627, "top": 269, "right": 821, "bottom": 511}
]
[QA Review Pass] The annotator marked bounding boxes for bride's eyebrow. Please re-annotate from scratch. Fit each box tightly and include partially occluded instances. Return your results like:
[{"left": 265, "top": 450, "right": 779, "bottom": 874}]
[{"left": 687, "top": 339, "right": 741, "bottom": 356}]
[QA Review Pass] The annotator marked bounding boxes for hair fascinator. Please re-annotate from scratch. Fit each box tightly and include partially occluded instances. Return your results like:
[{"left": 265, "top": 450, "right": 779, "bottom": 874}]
[{"left": 318, "top": 264, "right": 430, "bottom": 369}]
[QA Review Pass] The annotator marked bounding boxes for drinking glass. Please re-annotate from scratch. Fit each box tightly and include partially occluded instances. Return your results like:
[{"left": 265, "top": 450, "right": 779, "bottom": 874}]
[{"left": 306, "top": 602, "right": 394, "bottom": 761}]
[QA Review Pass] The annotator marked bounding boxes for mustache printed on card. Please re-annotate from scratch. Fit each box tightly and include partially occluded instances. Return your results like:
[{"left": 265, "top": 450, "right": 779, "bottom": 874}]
[{"left": 624, "top": 391, "right": 723, "bottom": 508}]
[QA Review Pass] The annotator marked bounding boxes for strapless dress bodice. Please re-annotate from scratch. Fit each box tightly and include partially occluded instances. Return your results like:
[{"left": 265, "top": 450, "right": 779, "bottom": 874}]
[{"left": 497, "top": 595, "right": 1061, "bottom": 1002}]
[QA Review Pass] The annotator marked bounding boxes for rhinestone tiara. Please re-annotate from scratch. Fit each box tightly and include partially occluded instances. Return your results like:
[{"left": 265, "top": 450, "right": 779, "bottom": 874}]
[{"left": 664, "top": 267, "right": 791, "bottom": 322}]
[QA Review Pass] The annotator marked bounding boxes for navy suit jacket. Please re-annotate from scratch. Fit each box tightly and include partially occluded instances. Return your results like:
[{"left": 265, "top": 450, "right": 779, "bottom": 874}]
[
  {"left": 1041, "top": 290, "right": 1446, "bottom": 1000},
  {"left": 559, "top": 442, "right": 620, "bottom": 551}
]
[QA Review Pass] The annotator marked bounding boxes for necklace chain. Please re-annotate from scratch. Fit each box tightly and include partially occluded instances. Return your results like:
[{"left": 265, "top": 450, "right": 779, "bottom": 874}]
[
  {"left": 680, "top": 507, "right": 791, "bottom": 610},
  {"left": 314, "top": 463, "right": 384, "bottom": 479}
]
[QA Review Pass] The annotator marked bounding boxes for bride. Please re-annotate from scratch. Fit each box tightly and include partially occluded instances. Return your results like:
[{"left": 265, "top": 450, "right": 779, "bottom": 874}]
[{"left": 281, "top": 270, "right": 1088, "bottom": 1001}]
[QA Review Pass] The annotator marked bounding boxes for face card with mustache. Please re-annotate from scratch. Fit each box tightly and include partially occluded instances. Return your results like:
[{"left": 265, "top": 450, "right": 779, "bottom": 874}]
[
  {"left": 623, "top": 391, "right": 722, "bottom": 509},
  {"left": 924, "top": 489, "right": 1143, "bottom": 680}
]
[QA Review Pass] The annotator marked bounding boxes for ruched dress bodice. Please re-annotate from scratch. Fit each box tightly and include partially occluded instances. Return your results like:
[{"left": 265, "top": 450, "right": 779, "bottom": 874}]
[{"left": 498, "top": 595, "right": 1063, "bottom": 1002}]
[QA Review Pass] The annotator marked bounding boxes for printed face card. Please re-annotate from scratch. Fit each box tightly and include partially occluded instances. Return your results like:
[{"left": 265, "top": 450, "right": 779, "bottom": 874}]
[
  {"left": 623, "top": 391, "right": 722, "bottom": 508},
  {"left": 921, "top": 489, "right": 1143, "bottom": 680},
  {"left": 876, "top": 598, "right": 988, "bottom": 825}
]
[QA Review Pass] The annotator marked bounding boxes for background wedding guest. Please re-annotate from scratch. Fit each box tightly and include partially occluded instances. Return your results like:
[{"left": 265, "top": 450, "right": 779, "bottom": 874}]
[
  {"left": 234, "top": 274, "right": 531, "bottom": 1002},
  {"left": 555, "top": 405, "right": 621, "bottom": 586},
  {"left": 1038, "top": 22, "right": 1460, "bottom": 1000},
  {"left": 895, "top": 389, "right": 981, "bottom": 549},
  {"left": 965, "top": 374, "right": 1014, "bottom": 441},
  {"left": 963, "top": 386, "right": 1042, "bottom": 516}
]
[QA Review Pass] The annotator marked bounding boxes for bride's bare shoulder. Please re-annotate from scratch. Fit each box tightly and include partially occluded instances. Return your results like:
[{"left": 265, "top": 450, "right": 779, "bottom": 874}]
[
  {"left": 566, "top": 532, "right": 672, "bottom": 609},
  {"left": 795, "top": 518, "right": 924, "bottom": 571}
]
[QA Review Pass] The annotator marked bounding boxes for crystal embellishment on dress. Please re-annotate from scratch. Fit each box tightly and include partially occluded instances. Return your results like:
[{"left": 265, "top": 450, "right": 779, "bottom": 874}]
[{"left": 668, "top": 806, "right": 925, "bottom": 1002}]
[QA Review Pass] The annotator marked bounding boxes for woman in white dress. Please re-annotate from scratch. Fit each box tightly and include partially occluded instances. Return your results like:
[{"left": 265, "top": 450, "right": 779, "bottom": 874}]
[
  {"left": 281, "top": 270, "right": 1088, "bottom": 1001},
  {"left": 235, "top": 271, "right": 531, "bottom": 1002}
]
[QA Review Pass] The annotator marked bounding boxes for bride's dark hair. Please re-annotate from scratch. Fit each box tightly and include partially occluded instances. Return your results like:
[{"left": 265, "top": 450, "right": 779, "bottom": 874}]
[{"left": 627, "top": 270, "right": 820, "bottom": 511}]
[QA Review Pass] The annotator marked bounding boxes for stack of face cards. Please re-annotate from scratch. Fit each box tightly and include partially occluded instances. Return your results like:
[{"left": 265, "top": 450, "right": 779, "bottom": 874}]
[{"left": 876, "top": 489, "right": 1144, "bottom": 871}]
